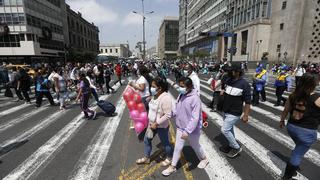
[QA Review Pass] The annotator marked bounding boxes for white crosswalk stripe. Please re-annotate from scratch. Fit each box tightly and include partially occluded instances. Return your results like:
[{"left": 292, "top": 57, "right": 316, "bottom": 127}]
[{"left": 0, "top": 76, "right": 318, "bottom": 180}]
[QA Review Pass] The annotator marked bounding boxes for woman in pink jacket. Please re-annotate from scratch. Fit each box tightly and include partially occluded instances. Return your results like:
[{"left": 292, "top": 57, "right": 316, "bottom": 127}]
[
  {"left": 136, "top": 78, "right": 173, "bottom": 166},
  {"left": 162, "top": 77, "right": 208, "bottom": 176}
]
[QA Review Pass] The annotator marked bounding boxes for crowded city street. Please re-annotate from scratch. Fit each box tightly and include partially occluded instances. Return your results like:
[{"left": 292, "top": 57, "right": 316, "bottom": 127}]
[{"left": 1, "top": 0, "right": 320, "bottom": 180}]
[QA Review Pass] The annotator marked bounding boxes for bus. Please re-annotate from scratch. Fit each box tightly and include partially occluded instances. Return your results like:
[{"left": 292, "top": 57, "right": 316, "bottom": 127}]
[{"left": 96, "top": 54, "right": 118, "bottom": 64}]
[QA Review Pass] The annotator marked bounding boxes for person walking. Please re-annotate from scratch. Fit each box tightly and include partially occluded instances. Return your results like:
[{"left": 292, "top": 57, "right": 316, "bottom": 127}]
[
  {"left": 293, "top": 63, "right": 306, "bottom": 87},
  {"left": 104, "top": 65, "right": 114, "bottom": 94},
  {"left": 136, "top": 78, "right": 173, "bottom": 166},
  {"left": 274, "top": 66, "right": 292, "bottom": 106},
  {"left": 114, "top": 63, "right": 122, "bottom": 86},
  {"left": 16, "top": 68, "right": 31, "bottom": 104},
  {"left": 96, "top": 64, "right": 105, "bottom": 94},
  {"left": 34, "top": 69, "right": 55, "bottom": 107},
  {"left": 183, "top": 63, "right": 200, "bottom": 96},
  {"left": 209, "top": 70, "right": 223, "bottom": 112},
  {"left": 49, "top": 68, "right": 68, "bottom": 110},
  {"left": 129, "top": 65, "right": 151, "bottom": 112},
  {"left": 219, "top": 63, "right": 251, "bottom": 158},
  {"left": 162, "top": 77, "right": 208, "bottom": 176},
  {"left": 76, "top": 73, "right": 96, "bottom": 120},
  {"left": 252, "top": 66, "right": 267, "bottom": 106},
  {"left": 86, "top": 71, "right": 100, "bottom": 103},
  {"left": 280, "top": 73, "right": 320, "bottom": 179}
]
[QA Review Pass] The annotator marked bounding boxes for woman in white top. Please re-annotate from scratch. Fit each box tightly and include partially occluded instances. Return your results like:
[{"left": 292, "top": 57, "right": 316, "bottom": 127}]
[{"left": 129, "top": 65, "right": 151, "bottom": 111}]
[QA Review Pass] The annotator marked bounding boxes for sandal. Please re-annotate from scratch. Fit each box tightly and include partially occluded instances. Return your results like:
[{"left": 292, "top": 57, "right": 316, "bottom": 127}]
[
  {"left": 161, "top": 158, "right": 171, "bottom": 167},
  {"left": 136, "top": 157, "right": 150, "bottom": 165}
]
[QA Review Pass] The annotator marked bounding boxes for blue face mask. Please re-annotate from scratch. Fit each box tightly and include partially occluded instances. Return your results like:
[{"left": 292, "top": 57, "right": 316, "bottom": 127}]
[
  {"left": 150, "top": 87, "right": 158, "bottom": 96},
  {"left": 178, "top": 87, "right": 187, "bottom": 95}
]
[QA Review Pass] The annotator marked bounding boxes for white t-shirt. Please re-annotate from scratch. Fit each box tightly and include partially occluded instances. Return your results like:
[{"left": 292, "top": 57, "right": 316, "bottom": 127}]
[
  {"left": 188, "top": 71, "right": 200, "bottom": 96},
  {"left": 136, "top": 76, "right": 150, "bottom": 97},
  {"left": 295, "top": 67, "right": 306, "bottom": 77}
]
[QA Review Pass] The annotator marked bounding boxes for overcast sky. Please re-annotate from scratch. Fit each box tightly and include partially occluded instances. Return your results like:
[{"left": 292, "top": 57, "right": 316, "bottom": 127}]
[{"left": 66, "top": 0, "right": 179, "bottom": 51}]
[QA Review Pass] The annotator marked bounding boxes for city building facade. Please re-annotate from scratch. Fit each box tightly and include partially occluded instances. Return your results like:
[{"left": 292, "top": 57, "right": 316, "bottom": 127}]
[
  {"left": 0, "top": 0, "right": 100, "bottom": 63},
  {"left": 158, "top": 16, "right": 179, "bottom": 60},
  {"left": 66, "top": 4, "right": 99, "bottom": 61},
  {"left": 179, "top": 0, "right": 318, "bottom": 65},
  {"left": 0, "top": 0, "right": 68, "bottom": 63},
  {"left": 179, "top": 0, "right": 228, "bottom": 61},
  {"left": 268, "top": 0, "right": 320, "bottom": 65},
  {"left": 99, "top": 44, "right": 131, "bottom": 58}
]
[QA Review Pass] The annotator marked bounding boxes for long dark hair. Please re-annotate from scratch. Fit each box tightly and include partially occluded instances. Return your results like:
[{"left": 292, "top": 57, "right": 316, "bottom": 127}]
[
  {"left": 153, "top": 77, "right": 169, "bottom": 92},
  {"left": 79, "top": 73, "right": 90, "bottom": 87},
  {"left": 290, "top": 73, "right": 318, "bottom": 105},
  {"left": 139, "top": 65, "right": 152, "bottom": 91}
]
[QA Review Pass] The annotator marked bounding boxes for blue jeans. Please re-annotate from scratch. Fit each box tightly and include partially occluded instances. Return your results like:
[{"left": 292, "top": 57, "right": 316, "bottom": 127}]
[
  {"left": 221, "top": 113, "right": 240, "bottom": 149},
  {"left": 91, "top": 88, "right": 99, "bottom": 102},
  {"left": 287, "top": 123, "right": 317, "bottom": 166},
  {"left": 144, "top": 127, "right": 173, "bottom": 158}
]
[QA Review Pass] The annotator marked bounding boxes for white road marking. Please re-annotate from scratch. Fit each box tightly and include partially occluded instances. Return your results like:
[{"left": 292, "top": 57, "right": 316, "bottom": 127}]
[
  {"left": 251, "top": 105, "right": 320, "bottom": 141},
  {"left": 168, "top": 93, "right": 241, "bottom": 180},
  {"left": 198, "top": 81, "right": 320, "bottom": 165},
  {"left": 0, "top": 108, "right": 68, "bottom": 148},
  {"left": 3, "top": 83, "right": 123, "bottom": 180},
  {"left": 167, "top": 79, "right": 308, "bottom": 179},
  {"left": 0, "top": 103, "right": 32, "bottom": 118},
  {"left": 0, "top": 106, "right": 49, "bottom": 133},
  {"left": 69, "top": 97, "right": 127, "bottom": 180}
]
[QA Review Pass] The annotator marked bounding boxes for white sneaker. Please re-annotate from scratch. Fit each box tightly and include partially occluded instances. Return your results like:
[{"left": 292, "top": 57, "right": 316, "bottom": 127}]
[
  {"left": 197, "top": 159, "right": 209, "bottom": 169},
  {"left": 162, "top": 166, "right": 176, "bottom": 176}
]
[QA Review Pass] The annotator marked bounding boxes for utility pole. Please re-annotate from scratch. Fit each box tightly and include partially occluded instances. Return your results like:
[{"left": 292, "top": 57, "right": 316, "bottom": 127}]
[{"left": 142, "top": 0, "right": 146, "bottom": 61}]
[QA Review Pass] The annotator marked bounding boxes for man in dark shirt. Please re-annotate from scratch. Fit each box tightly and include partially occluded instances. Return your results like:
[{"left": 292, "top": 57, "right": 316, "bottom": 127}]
[{"left": 219, "top": 63, "right": 251, "bottom": 158}]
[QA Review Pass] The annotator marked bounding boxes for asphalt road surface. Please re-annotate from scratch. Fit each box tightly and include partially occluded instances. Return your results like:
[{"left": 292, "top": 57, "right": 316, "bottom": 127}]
[{"left": 0, "top": 74, "right": 319, "bottom": 180}]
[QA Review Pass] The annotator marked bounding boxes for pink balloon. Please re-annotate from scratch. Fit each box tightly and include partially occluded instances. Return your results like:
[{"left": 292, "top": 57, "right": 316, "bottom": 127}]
[
  {"left": 126, "top": 87, "right": 134, "bottom": 94},
  {"left": 133, "top": 93, "right": 142, "bottom": 103},
  {"left": 123, "top": 92, "right": 133, "bottom": 102},
  {"left": 139, "top": 112, "right": 148, "bottom": 119},
  {"left": 127, "top": 101, "right": 137, "bottom": 110},
  {"left": 130, "top": 110, "right": 139, "bottom": 119},
  {"left": 137, "top": 103, "right": 145, "bottom": 112},
  {"left": 134, "top": 122, "right": 145, "bottom": 133}
]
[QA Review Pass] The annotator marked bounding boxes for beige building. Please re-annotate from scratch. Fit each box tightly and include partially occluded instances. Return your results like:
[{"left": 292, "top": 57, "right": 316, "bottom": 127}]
[
  {"left": 268, "top": 0, "right": 320, "bottom": 65},
  {"left": 99, "top": 44, "right": 131, "bottom": 58},
  {"left": 158, "top": 16, "right": 179, "bottom": 60}
]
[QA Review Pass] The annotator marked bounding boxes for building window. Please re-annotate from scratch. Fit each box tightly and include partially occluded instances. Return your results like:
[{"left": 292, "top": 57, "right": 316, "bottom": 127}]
[
  {"left": 0, "top": 34, "right": 21, "bottom": 47},
  {"left": 282, "top": 1, "right": 287, "bottom": 10},
  {"left": 241, "top": 30, "right": 248, "bottom": 55},
  {"left": 110, "top": 49, "right": 112, "bottom": 53},
  {"left": 115, "top": 48, "right": 118, "bottom": 53},
  {"left": 105, "top": 49, "right": 107, "bottom": 53},
  {"left": 277, "top": 44, "right": 281, "bottom": 52},
  {"left": 280, "top": 23, "right": 284, "bottom": 30}
]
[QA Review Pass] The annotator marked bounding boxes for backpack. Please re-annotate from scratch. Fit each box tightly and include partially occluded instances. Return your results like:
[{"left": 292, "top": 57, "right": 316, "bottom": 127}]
[{"left": 290, "top": 100, "right": 306, "bottom": 121}]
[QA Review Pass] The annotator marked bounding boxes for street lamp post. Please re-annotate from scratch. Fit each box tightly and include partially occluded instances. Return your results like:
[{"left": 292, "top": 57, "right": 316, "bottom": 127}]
[{"left": 133, "top": 0, "right": 154, "bottom": 61}]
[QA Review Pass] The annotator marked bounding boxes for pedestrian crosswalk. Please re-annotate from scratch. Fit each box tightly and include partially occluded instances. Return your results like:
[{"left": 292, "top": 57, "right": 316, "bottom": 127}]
[{"left": 0, "top": 76, "right": 319, "bottom": 180}]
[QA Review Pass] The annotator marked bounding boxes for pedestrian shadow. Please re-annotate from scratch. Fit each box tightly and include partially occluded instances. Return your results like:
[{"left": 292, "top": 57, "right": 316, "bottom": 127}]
[
  {"left": 271, "top": 150, "right": 290, "bottom": 163},
  {"left": 180, "top": 146, "right": 201, "bottom": 171},
  {"left": 96, "top": 112, "right": 118, "bottom": 119},
  {"left": 0, "top": 139, "right": 28, "bottom": 157},
  {"left": 213, "top": 133, "right": 230, "bottom": 147}
]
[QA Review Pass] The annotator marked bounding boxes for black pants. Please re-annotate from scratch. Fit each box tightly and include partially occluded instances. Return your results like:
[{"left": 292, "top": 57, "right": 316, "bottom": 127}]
[
  {"left": 210, "top": 91, "right": 220, "bottom": 109},
  {"left": 252, "top": 87, "right": 266, "bottom": 105},
  {"left": 36, "top": 91, "right": 54, "bottom": 106},
  {"left": 17, "top": 89, "right": 30, "bottom": 102},
  {"left": 295, "top": 76, "right": 301, "bottom": 87},
  {"left": 14, "top": 87, "right": 24, "bottom": 100},
  {"left": 114, "top": 75, "right": 122, "bottom": 85},
  {"left": 276, "top": 86, "right": 286, "bottom": 105},
  {"left": 105, "top": 77, "right": 114, "bottom": 93}
]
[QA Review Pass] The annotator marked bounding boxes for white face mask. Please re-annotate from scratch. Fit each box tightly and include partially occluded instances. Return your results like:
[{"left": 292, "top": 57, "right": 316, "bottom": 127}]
[
  {"left": 183, "top": 70, "right": 189, "bottom": 76},
  {"left": 178, "top": 87, "right": 187, "bottom": 95},
  {"left": 150, "top": 87, "right": 158, "bottom": 96}
]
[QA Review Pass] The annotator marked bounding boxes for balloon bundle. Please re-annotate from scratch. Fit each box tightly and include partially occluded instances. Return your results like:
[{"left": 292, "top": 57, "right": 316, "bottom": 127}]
[{"left": 123, "top": 86, "right": 148, "bottom": 134}]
